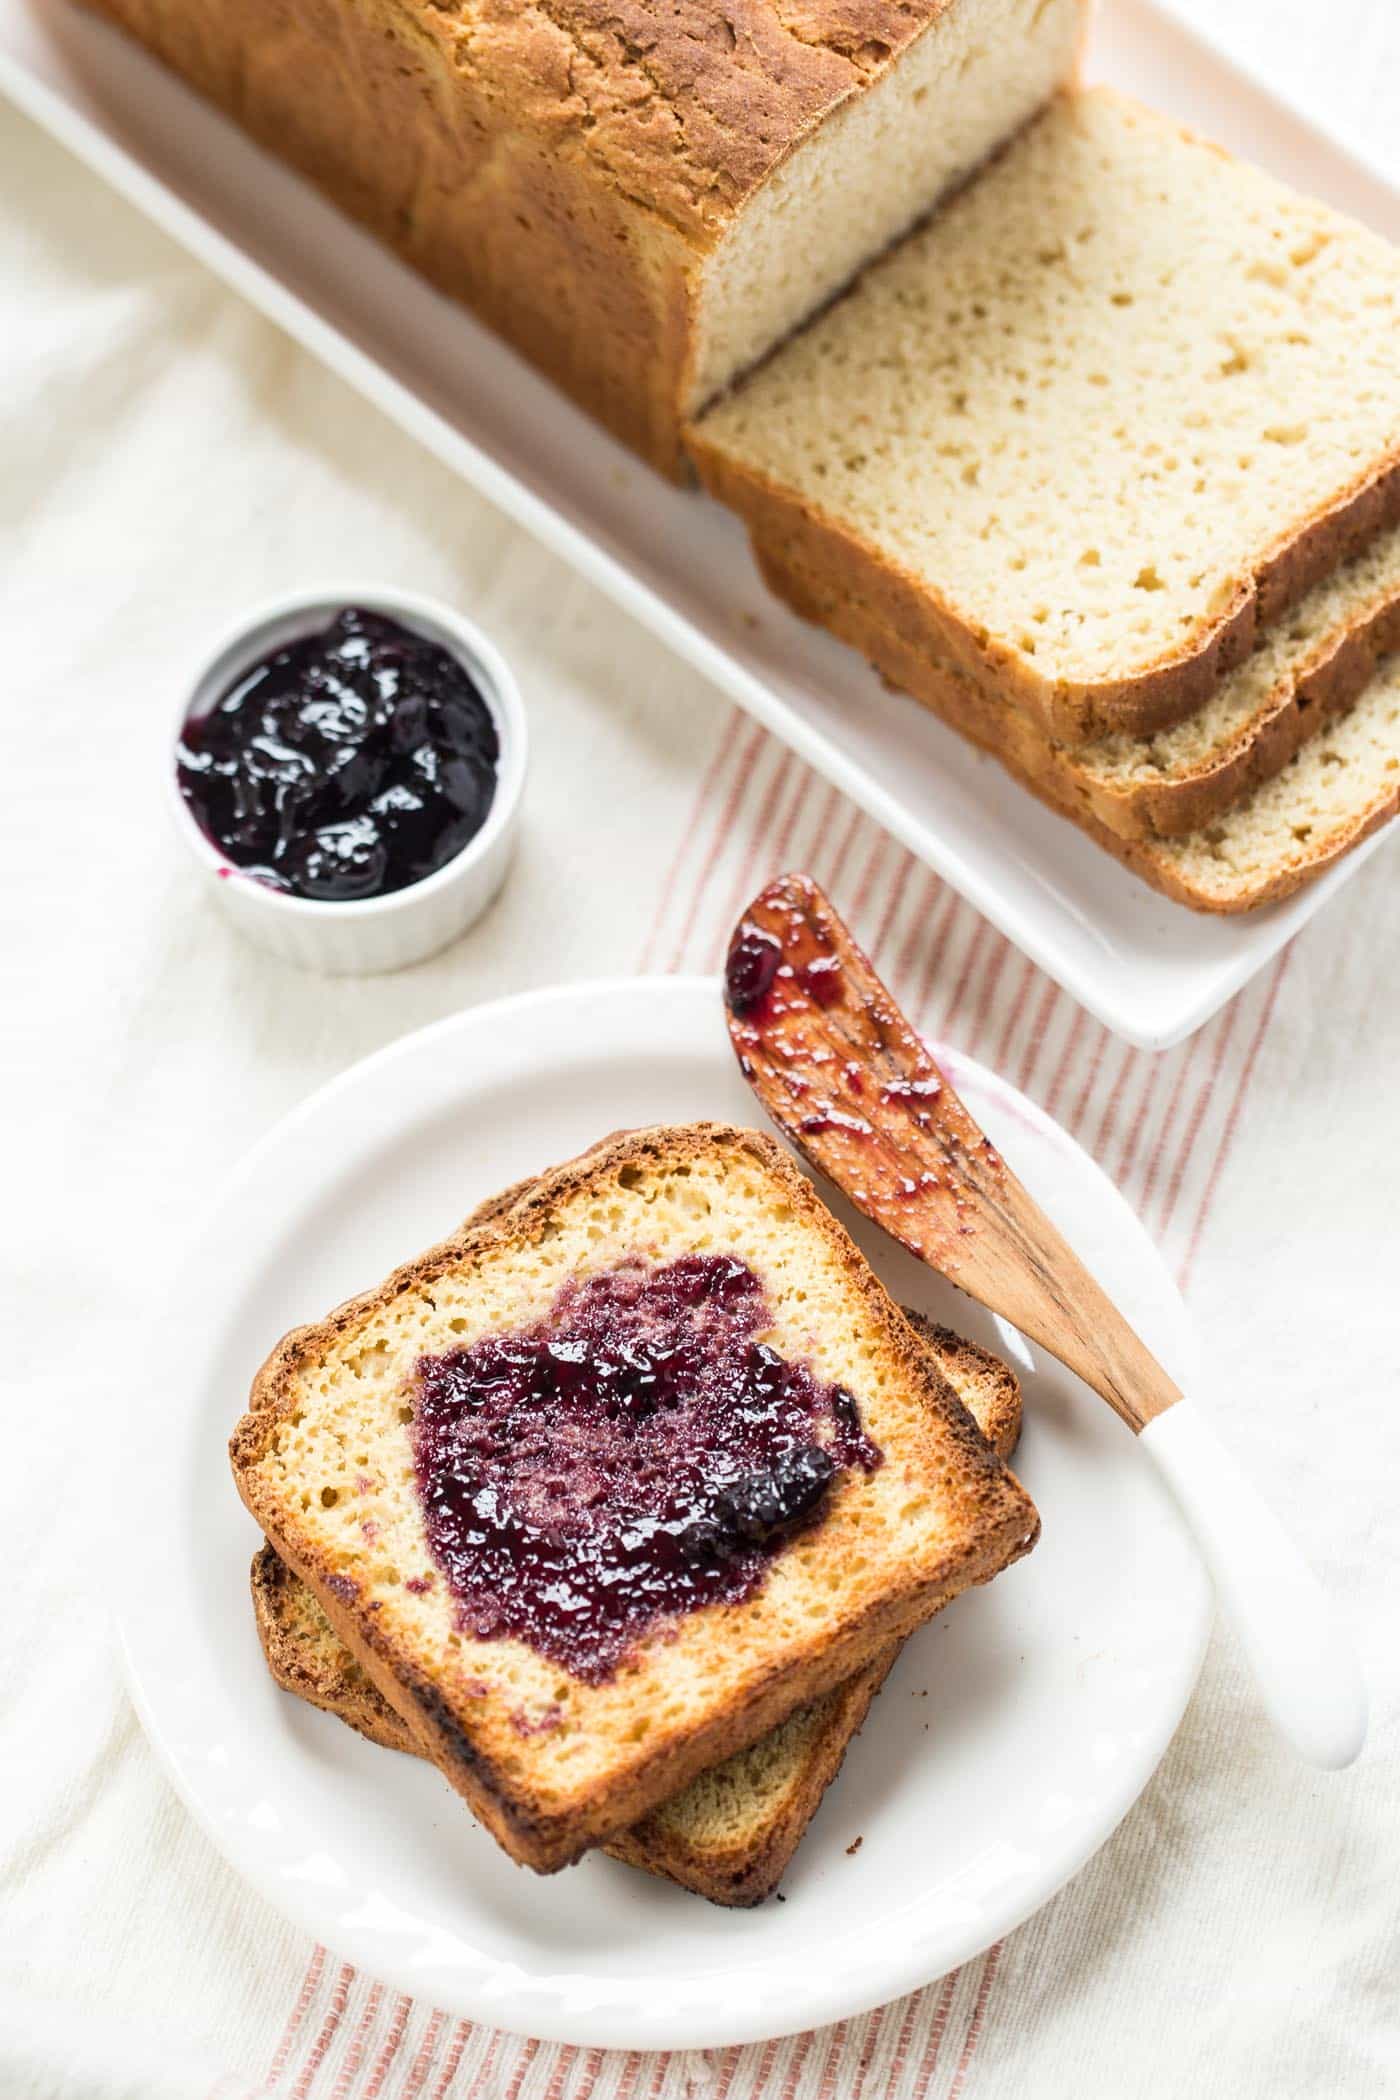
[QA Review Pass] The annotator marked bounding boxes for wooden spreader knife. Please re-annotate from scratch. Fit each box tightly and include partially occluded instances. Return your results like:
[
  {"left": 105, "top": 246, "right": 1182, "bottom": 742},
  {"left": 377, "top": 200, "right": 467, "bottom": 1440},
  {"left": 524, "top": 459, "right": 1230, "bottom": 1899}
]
[{"left": 724, "top": 873, "right": 1366, "bottom": 1770}]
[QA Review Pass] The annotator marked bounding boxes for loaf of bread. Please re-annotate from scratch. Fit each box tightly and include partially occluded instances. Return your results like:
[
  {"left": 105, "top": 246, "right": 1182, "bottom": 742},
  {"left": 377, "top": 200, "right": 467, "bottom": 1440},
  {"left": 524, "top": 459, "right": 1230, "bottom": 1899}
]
[
  {"left": 690, "top": 90, "right": 1400, "bottom": 737},
  {"left": 252, "top": 1315, "right": 1023, "bottom": 1905},
  {"left": 761, "top": 519, "right": 1400, "bottom": 842},
  {"left": 81, "top": 0, "right": 1084, "bottom": 476},
  {"left": 231, "top": 1124, "right": 1038, "bottom": 1871}
]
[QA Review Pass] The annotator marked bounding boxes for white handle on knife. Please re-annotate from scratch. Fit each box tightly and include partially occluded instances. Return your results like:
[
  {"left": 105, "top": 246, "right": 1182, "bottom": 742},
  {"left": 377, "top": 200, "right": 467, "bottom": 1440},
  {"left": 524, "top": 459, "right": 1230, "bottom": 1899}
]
[{"left": 1141, "top": 1399, "right": 1367, "bottom": 1770}]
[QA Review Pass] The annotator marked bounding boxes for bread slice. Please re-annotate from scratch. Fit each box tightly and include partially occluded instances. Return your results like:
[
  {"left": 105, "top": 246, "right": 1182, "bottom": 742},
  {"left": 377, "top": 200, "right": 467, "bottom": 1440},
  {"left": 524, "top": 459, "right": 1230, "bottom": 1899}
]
[
  {"left": 252, "top": 1316, "right": 1021, "bottom": 1904},
  {"left": 689, "top": 89, "right": 1400, "bottom": 742},
  {"left": 1112, "top": 657, "right": 1400, "bottom": 910},
  {"left": 761, "top": 521, "right": 1400, "bottom": 840},
  {"left": 81, "top": 0, "right": 1084, "bottom": 476},
  {"left": 759, "top": 545, "right": 1400, "bottom": 908},
  {"left": 231, "top": 1124, "right": 1038, "bottom": 1871}
]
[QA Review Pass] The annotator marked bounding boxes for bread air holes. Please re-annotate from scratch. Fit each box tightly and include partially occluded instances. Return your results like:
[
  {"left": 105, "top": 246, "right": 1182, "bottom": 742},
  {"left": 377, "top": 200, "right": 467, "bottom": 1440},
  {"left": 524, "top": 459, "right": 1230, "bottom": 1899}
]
[
  {"left": 1290, "top": 230, "right": 1331, "bottom": 269},
  {"left": 1133, "top": 565, "right": 1167, "bottom": 593}
]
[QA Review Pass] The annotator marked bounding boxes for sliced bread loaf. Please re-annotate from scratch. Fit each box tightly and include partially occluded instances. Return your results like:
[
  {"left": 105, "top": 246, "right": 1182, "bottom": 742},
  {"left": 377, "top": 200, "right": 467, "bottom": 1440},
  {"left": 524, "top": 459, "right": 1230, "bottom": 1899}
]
[
  {"left": 231, "top": 1124, "right": 1038, "bottom": 1870},
  {"left": 761, "top": 519, "right": 1400, "bottom": 840},
  {"left": 1120, "top": 658, "right": 1400, "bottom": 910},
  {"left": 83, "top": 0, "right": 1084, "bottom": 476},
  {"left": 690, "top": 89, "right": 1400, "bottom": 740},
  {"left": 252, "top": 1316, "right": 1022, "bottom": 1905},
  {"left": 760, "top": 547, "right": 1400, "bottom": 908}
]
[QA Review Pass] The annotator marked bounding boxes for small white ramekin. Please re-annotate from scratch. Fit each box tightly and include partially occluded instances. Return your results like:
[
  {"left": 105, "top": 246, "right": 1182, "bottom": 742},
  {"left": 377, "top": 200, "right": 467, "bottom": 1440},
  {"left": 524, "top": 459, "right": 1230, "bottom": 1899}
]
[{"left": 167, "top": 586, "right": 527, "bottom": 974}]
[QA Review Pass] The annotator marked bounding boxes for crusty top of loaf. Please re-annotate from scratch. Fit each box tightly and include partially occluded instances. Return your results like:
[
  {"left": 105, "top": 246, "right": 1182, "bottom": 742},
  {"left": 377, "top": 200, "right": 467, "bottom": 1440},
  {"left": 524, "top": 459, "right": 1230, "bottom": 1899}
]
[{"left": 405, "top": 0, "right": 956, "bottom": 243}]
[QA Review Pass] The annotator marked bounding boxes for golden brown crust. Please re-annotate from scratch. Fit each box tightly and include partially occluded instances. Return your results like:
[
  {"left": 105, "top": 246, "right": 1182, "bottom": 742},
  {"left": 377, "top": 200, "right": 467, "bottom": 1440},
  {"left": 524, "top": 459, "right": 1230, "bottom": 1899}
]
[
  {"left": 905, "top": 1318, "right": 1021, "bottom": 1464},
  {"left": 753, "top": 548, "right": 1400, "bottom": 910},
  {"left": 762, "top": 543, "right": 1400, "bottom": 841},
  {"left": 252, "top": 1543, "right": 420, "bottom": 1754},
  {"left": 232, "top": 1123, "right": 1038, "bottom": 1871},
  {"left": 78, "top": 0, "right": 697, "bottom": 471},
  {"left": 251, "top": 1319, "right": 1022, "bottom": 1902},
  {"left": 75, "top": 0, "right": 991, "bottom": 475},
  {"left": 607, "top": 1653, "right": 895, "bottom": 1903},
  {"left": 689, "top": 425, "right": 1400, "bottom": 741}
]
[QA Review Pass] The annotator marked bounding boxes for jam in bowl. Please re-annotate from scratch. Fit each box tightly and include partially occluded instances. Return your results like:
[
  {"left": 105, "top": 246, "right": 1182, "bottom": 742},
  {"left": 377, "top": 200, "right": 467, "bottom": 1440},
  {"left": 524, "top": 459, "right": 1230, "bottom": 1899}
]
[{"left": 168, "top": 588, "right": 527, "bottom": 973}]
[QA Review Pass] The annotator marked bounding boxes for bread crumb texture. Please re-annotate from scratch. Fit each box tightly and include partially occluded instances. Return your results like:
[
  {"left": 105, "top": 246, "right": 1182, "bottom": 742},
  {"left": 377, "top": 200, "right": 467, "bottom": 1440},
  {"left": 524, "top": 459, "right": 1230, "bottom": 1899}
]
[
  {"left": 252, "top": 1310, "right": 1023, "bottom": 1900},
  {"left": 694, "top": 90, "right": 1400, "bottom": 690},
  {"left": 759, "top": 544, "right": 1400, "bottom": 907},
  {"left": 764, "top": 516, "right": 1400, "bottom": 843},
  {"left": 1149, "top": 651, "right": 1400, "bottom": 902},
  {"left": 237, "top": 1127, "right": 1033, "bottom": 1823},
  {"left": 1076, "top": 523, "right": 1400, "bottom": 805}
]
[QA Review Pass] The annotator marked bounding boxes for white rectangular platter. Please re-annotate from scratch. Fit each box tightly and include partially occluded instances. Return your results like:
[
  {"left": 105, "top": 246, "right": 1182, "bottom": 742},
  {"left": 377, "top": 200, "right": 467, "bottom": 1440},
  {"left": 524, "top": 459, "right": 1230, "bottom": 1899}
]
[{"left": 4, "top": 0, "right": 1396, "bottom": 1046}]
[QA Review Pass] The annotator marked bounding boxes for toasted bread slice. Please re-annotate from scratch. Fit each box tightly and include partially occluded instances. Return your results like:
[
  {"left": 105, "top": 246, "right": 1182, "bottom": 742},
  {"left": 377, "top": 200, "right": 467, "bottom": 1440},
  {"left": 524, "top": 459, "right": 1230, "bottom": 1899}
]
[
  {"left": 252, "top": 1316, "right": 1022, "bottom": 1905},
  {"left": 231, "top": 1124, "right": 1038, "bottom": 1871}
]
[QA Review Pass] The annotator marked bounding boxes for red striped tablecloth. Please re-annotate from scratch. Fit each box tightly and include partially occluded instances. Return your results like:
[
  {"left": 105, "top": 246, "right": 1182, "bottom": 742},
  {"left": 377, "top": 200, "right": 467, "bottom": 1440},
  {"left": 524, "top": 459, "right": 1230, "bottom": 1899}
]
[
  {"left": 234, "top": 706, "right": 1292, "bottom": 2100},
  {"left": 6, "top": 8, "right": 1394, "bottom": 2085}
]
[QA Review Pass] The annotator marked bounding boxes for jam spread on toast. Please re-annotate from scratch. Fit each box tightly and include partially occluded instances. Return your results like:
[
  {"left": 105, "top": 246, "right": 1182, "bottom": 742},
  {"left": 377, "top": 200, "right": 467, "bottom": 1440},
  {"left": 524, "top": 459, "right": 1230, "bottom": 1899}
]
[
  {"left": 177, "top": 607, "right": 498, "bottom": 900},
  {"left": 411, "top": 1253, "right": 882, "bottom": 1682}
]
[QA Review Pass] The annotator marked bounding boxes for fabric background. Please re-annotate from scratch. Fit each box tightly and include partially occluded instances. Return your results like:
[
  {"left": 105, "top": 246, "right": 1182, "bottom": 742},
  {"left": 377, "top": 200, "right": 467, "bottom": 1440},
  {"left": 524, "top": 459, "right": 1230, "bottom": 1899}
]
[{"left": 3, "top": 3, "right": 1397, "bottom": 2094}]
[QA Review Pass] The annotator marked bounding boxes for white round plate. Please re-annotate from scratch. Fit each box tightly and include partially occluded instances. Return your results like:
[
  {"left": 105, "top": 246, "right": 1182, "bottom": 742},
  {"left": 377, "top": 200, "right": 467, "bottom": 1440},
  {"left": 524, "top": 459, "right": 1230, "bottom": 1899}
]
[{"left": 120, "top": 977, "right": 1210, "bottom": 2051}]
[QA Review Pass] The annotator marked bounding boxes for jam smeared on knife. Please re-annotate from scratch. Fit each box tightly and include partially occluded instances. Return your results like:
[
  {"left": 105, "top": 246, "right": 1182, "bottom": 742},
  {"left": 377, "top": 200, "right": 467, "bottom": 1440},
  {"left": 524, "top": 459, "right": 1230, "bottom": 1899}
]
[
  {"left": 723, "top": 875, "right": 1006, "bottom": 1268},
  {"left": 411, "top": 1253, "right": 881, "bottom": 1683},
  {"left": 722, "top": 872, "right": 1183, "bottom": 1436}
]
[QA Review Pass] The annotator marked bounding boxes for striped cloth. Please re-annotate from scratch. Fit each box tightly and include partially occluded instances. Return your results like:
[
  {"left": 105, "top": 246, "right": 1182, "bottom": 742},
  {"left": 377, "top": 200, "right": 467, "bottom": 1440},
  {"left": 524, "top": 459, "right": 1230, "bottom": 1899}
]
[
  {"left": 5, "top": 4, "right": 1397, "bottom": 2093},
  {"left": 204, "top": 710, "right": 1297, "bottom": 2100}
]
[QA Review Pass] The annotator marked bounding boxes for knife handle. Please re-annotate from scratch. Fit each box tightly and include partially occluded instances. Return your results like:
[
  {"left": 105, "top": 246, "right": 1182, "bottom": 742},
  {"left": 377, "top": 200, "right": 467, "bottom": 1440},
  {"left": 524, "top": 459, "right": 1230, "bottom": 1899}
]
[{"left": 1141, "top": 1399, "right": 1366, "bottom": 1770}]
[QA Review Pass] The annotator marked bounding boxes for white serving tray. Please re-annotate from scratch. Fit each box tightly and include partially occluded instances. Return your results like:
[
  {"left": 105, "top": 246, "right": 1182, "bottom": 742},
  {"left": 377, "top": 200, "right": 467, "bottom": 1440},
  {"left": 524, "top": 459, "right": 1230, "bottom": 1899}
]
[{"left": 5, "top": 0, "right": 1397, "bottom": 1046}]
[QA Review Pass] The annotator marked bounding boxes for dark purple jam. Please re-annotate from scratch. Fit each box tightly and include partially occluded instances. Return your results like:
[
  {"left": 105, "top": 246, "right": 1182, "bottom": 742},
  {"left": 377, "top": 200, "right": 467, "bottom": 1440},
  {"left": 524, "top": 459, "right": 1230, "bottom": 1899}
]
[
  {"left": 410, "top": 1253, "right": 882, "bottom": 1683},
  {"left": 176, "top": 607, "right": 499, "bottom": 901},
  {"left": 725, "top": 922, "right": 782, "bottom": 1015}
]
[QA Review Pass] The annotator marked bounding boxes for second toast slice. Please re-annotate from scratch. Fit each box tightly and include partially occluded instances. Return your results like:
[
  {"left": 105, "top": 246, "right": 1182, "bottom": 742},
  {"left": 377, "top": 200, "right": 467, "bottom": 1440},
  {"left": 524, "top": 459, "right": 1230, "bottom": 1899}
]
[{"left": 231, "top": 1124, "right": 1039, "bottom": 1871}]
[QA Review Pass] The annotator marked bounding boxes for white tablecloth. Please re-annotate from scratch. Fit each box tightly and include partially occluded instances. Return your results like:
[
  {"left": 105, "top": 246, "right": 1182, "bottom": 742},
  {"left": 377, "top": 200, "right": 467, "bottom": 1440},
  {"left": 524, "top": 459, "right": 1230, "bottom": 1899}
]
[{"left": 4, "top": 5, "right": 1398, "bottom": 2094}]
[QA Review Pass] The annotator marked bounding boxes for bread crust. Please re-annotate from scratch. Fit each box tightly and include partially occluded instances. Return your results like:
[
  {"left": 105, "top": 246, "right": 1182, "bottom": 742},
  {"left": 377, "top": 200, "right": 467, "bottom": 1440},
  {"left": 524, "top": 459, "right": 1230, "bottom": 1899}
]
[
  {"left": 689, "top": 419, "right": 1400, "bottom": 745},
  {"left": 252, "top": 1314, "right": 1023, "bottom": 1903},
  {"left": 231, "top": 1123, "right": 1038, "bottom": 1871},
  {"left": 760, "top": 543, "right": 1400, "bottom": 841},
  {"left": 76, "top": 0, "right": 1053, "bottom": 477},
  {"left": 605, "top": 1655, "right": 895, "bottom": 1903},
  {"left": 754, "top": 554, "right": 1400, "bottom": 910},
  {"left": 616, "top": 1318, "right": 1025, "bottom": 1903},
  {"left": 252, "top": 1543, "right": 421, "bottom": 1754}
]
